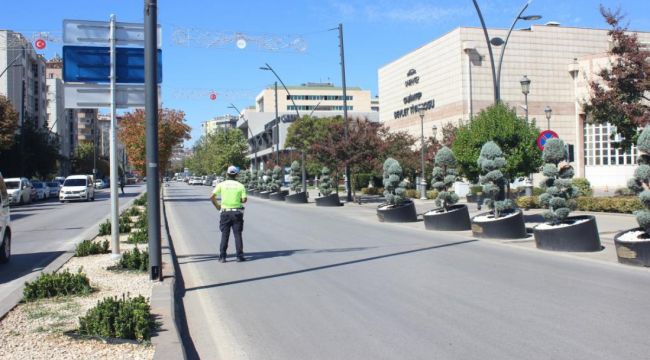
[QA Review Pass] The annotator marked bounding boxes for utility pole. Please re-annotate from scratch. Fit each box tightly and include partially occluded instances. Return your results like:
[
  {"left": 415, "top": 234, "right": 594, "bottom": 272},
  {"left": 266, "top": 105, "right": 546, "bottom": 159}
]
[
  {"left": 145, "top": 0, "right": 162, "bottom": 281},
  {"left": 274, "top": 81, "right": 279, "bottom": 165},
  {"left": 108, "top": 15, "right": 120, "bottom": 259},
  {"left": 338, "top": 23, "right": 352, "bottom": 202}
]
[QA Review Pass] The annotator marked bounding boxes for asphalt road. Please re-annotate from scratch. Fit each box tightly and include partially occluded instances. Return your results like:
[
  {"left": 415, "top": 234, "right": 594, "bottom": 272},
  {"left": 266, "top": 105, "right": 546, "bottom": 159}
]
[
  {"left": 165, "top": 183, "right": 650, "bottom": 360},
  {"left": 0, "top": 184, "right": 145, "bottom": 312}
]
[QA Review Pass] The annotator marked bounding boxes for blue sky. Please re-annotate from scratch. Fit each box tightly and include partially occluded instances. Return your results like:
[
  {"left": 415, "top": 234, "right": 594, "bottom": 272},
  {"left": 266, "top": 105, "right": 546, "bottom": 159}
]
[{"left": 2, "top": 0, "right": 649, "bottom": 144}]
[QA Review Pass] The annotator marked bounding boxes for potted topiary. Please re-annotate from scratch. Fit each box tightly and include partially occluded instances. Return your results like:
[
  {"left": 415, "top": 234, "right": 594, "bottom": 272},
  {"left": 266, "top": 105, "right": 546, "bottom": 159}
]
[
  {"left": 285, "top": 161, "right": 308, "bottom": 204},
  {"left": 315, "top": 166, "right": 343, "bottom": 206},
  {"left": 248, "top": 169, "right": 258, "bottom": 196},
  {"left": 470, "top": 141, "right": 527, "bottom": 239},
  {"left": 269, "top": 165, "right": 287, "bottom": 201},
  {"left": 534, "top": 138, "right": 601, "bottom": 251},
  {"left": 377, "top": 158, "right": 417, "bottom": 222},
  {"left": 615, "top": 126, "right": 650, "bottom": 266},
  {"left": 259, "top": 169, "right": 272, "bottom": 199},
  {"left": 238, "top": 170, "right": 250, "bottom": 191},
  {"left": 423, "top": 147, "right": 471, "bottom": 231}
]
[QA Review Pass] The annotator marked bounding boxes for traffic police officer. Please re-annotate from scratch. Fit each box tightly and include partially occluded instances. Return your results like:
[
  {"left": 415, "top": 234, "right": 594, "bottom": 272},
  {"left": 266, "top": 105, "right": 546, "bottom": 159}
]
[{"left": 210, "top": 166, "right": 248, "bottom": 262}]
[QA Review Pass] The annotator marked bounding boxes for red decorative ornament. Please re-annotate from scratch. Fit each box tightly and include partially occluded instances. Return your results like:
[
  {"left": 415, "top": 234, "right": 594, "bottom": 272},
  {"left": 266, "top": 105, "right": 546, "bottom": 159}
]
[
  {"left": 35, "top": 39, "right": 46, "bottom": 50},
  {"left": 209, "top": 92, "right": 217, "bottom": 101}
]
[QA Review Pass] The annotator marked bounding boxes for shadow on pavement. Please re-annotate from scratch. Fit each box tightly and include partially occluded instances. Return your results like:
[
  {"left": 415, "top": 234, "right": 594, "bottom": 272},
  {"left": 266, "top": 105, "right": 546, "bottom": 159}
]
[
  {"left": 164, "top": 197, "right": 209, "bottom": 203},
  {"left": 0, "top": 251, "right": 66, "bottom": 285},
  {"left": 184, "top": 240, "right": 477, "bottom": 291},
  {"left": 9, "top": 213, "right": 31, "bottom": 221},
  {"left": 178, "top": 246, "right": 376, "bottom": 264}
]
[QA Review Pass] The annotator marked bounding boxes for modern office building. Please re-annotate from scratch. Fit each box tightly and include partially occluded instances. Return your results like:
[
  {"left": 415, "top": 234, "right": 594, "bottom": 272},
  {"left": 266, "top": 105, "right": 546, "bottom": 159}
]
[
  {"left": 0, "top": 30, "right": 47, "bottom": 129},
  {"left": 378, "top": 24, "right": 650, "bottom": 189},
  {"left": 255, "top": 82, "right": 372, "bottom": 113},
  {"left": 201, "top": 115, "right": 238, "bottom": 137}
]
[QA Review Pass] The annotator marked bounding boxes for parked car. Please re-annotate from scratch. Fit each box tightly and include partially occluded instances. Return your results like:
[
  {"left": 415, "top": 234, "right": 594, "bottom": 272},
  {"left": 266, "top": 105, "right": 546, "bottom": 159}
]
[
  {"left": 0, "top": 172, "right": 12, "bottom": 263},
  {"left": 60, "top": 175, "right": 95, "bottom": 202},
  {"left": 46, "top": 182, "right": 61, "bottom": 197},
  {"left": 189, "top": 176, "right": 203, "bottom": 185},
  {"left": 4, "top": 177, "right": 32, "bottom": 205},
  {"left": 53, "top": 176, "right": 66, "bottom": 185},
  {"left": 203, "top": 176, "right": 214, "bottom": 186},
  {"left": 94, "top": 179, "right": 106, "bottom": 189},
  {"left": 31, "top": 181, "right": 49, "bottom": 200}
]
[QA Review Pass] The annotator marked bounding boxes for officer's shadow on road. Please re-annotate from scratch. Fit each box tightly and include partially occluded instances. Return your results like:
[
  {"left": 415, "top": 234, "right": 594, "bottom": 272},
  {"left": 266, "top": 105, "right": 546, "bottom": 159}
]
[{"left": 177, "top": 246, "right": 375, "bottom": 265}]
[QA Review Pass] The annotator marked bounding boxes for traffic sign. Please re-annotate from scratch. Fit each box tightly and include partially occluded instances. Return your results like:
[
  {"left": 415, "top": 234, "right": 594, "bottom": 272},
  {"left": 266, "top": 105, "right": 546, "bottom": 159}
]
[
  {"left": 537, "top": 130, "right": 559, "bottom": 151},
  {"left": 64, "top": 83, "right": 160, "bottom": 108},
  {"left": 63, "top": 19, "right": 162, "bottom": 48},
  {"left": 34, "top": 39, "right": 46, "bottom": 50},
  {"left": 63, "top": 46, "right": 162, "bottom": 84}
]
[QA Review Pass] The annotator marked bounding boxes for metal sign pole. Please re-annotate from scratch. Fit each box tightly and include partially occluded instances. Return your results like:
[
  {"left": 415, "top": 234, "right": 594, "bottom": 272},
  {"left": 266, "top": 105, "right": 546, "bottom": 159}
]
[{"left": 109, "top": 14, "right": 120, "bottom": 259}]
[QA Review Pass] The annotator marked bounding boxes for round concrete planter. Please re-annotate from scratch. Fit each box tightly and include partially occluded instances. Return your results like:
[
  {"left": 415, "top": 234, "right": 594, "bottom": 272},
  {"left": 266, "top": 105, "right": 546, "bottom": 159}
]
[
  {"left": 269, "top": 191, "right": 287, "bottom": 201},
  {"left": 471, "top": 209, "right": 527, "bottom": 239},
  {"left": 534, "top": 215, "right": 601, "bottom": 252},
  {"left": 285, "top": 192, "right": 308, "bottom": 204},
  {"left": 248, "top": 189, "right": 257, "bottom": 197},
  {"left": 259, "top": 191, "right": 271, "bottom": 199},
  {"left": 377, "top": 201, "right": 417, "bottom": 223},
  {"left": 423, "top": 204, "right": 471, "bottom": 231},
  {"left": 315, "top": 193, "right": 343, "bottom": 207},
  {"left": 614, "top": 227, "right": 650, "bottom": 267}
]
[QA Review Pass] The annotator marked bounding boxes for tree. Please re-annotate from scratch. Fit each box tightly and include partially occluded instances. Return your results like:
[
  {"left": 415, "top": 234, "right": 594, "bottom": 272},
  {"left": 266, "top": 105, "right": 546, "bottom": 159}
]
[
  {"left": 285, "top": 116, "right": 343, "bottom": 175},
  {"left": 539, "top": 138, "right": 578, "bottom": 224},
  {"left": 627, "top": 126, "right": 650, "bottom": 233},
  {"left": 0, "top": 119, "right": 60, "bottom": 178},
  {"left": 477, "top": 142, "right": 513, "bottom": 218},
  {"left": 583, "top": 6, "right": 650, "bottom": 149},
  {"left": 431, "top": 147, "right": 460, "bottom": 211},
  {"left": 319, "top": 167, "right": 334, "bottom": 196},
  {"left": 270, "top": 165, "right": 283, "bottom": 192},
  {"left": 118, "top": 108, "right": 191, "bottom": 176},
  {"left": 453, "top": 103, "right": 541, "bottom": 184},
  {"left": 289, "top": 160, "right": 301, "bottom": 193},
  {"left": 186, "top": 128, "right": 247, "bottom": 176},
  {"left": 382, "top": 158, "right": 408, "bottom": 206},
  {"left": 0, "top": 95, "right": 18, "bottom": 151}
]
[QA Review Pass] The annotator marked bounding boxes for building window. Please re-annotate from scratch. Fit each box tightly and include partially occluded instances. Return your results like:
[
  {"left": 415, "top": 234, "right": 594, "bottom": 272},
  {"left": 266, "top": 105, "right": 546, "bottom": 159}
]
[
  {"left": 583, "top": 122, "right": 636, "bottom": 166},
  {"left": 287, "top": 95, "right": 353, "bottom": 101},
  {"left": 287, "top": 105, "right": 353, "bottom": 111}
]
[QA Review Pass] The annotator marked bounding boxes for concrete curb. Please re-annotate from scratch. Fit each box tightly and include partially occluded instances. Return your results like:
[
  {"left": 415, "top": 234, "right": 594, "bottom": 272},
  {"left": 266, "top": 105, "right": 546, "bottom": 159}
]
[
  {"left": 151, "top": 187, "right": 186, "bottom": 360},
  {"left": 0, "top": 190, "right": 145, "bottom": 321}
]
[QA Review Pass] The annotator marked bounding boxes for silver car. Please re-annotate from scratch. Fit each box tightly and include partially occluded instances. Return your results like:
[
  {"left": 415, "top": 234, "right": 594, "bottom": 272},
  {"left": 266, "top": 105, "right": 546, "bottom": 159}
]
[{"left": 0, "top": 172, "right": 12, "bottom": 263}]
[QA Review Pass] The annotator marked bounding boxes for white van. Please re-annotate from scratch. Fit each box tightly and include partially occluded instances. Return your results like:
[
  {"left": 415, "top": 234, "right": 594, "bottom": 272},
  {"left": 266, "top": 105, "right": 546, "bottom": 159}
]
[
  {"left": 0, "top": 172, "right": 11, "bottom": 263},
  {"left": 60, "top": 175, "right": 95, "bottom": 202},
  {"left": 5, "top": 177, "right": 32, "bottom": 205}
]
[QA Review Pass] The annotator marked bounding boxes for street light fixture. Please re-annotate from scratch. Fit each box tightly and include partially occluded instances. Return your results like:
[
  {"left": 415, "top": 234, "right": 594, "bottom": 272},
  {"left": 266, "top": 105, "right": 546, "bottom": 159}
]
[
  {"left": 520, "top": 75, "right": 531, "bottom": 122},
  {"left": 544, "top": 106, "right": 552, "bottom": 130},
  {"left": 418, "top": 107, "right": 427, "bottom": 200},
  {"left": 471, "top": 0, "right": 541, "bottom": 103}
]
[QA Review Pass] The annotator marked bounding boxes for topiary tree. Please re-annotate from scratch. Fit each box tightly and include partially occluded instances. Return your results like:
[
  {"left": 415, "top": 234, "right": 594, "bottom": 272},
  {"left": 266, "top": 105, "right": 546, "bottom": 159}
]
[
  {"left": 270, "top": 165, "right": 283, "bottom": 193},
  {"left": 627, "top": 126, "right": 650, "bottom": 233},
  {"left": 319, "top": 167, "right": 334, "bottom": 196},
  {"left": 382, "top": 158, "right": 408, "bottom": 206},
  {"left": 249, "top": 169, "right": 258, "bottom": 189},
  {"left": 238, "top": 170, "right": 250, "bottom": 188},
  {"left": 477, "top": 141, "right": 513, "bottom": 218},
  {"left": 431, "top": 146, "right": 459, "bottom": 211},
  {"left": 263, "top": 169, "right": 272, "bottom": 191},
  {"left": 538, "top": 138, "right": 578, "bottom": 224},
  {"left": 290, "top": 161, "right": 302, "bottom": 193}
]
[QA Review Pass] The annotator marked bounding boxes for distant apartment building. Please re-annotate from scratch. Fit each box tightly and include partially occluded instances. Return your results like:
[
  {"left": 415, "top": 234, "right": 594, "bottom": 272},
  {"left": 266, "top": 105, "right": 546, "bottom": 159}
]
[
  {"left": 45, "top": 55, "right": 73, "bottom": 175},
  {"left": 0, "top": 30, "right": 47, "bottom": 128},
  {"left": 96, "top": 114, "right": 126, "bottom": 162},
  {"left": 201, "top": 115, "right": 238, "bottom": 137}
]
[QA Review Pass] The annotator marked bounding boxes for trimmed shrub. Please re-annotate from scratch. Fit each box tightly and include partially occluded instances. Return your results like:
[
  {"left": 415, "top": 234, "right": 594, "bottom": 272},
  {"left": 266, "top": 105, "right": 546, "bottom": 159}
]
[
  {"left": 576, "top": 196, "right": 643, "bottom": 213},
  {"left": 382, "top": 158, "right": 408, "bottom": 206},
  {"left": 238, "top": 170, "right": 251, "bottom": 188},
  {"left": 127, "top": 229, "right": 148, "bottom": 244},
  {"left": 615, "top": 187, "right": 635, "bottom": 196},
  {"left": 78, "top": 294, "right": 155, "bottom": 341},
  {"left": 75, "top": 239, "right": 110, "bottom": 257},
  {"left": 469, "top": 185, "right": 483, "bottom": 195},
  {"left": 477, "top": 141, "right": 513, "bottom": 218},
  {"left": 290, "top": 161, "right": 302, "bottom": 193},
  {"left": 249, "top": 169, "right": 258, "bottom": 190},
  {"left": 361, "top": 187, "right": 384, "bottom": 195},
  {"left": 262, "top": 170, "right": 272, "bottom": 191},
  {"left": 270, "top": 166, "right": 283, "bottom": 192},
  {"left": 426, "top": 190, "right": 439, "bottom": 200},
  {"left": 117, "top": 247, "right": 149, "bottom": 272},
  {"left": 319, "top": 167, "right": 334, "bottom": 196},
  {"left": 133, "top": 194, "right": 147, "bottom": 207},
  {"left": 516, "top": 196, "right": 539, "bottom": 210},
  {"left": 125, "top": 207, "right": 142, "bottom": 217},
  {"left": 538, "top": 138, "right": 578, "bottom": 224},
  {"left": 23, "top": 269, "right": 93, "bottom": 301},
  {"left": 431, "top": 146, "right": 459, "bottom": 211},
  {"left": 135, "top": 209, "right": 148, "bottom": 230},
  {"left": 571, "top": 178, "right": 593, "bottom": 197},
  {"left": 405, "top": 189, "right": 419, "bottom": 198},
  {"left": 627, "top": 126, "right": 650, "bottom": 232},
  {"left": 98, "top": 219, "right": 131, "bottom": 236}
]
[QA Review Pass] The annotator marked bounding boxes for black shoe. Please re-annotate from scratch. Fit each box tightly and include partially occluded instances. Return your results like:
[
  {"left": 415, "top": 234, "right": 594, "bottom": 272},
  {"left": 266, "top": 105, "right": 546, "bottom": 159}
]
[
  {"left": 218, "top": 256, "right": 226, "bottom": 263},
  {"left": 236, "top": 256, "right": 247, "bottom": 262}
]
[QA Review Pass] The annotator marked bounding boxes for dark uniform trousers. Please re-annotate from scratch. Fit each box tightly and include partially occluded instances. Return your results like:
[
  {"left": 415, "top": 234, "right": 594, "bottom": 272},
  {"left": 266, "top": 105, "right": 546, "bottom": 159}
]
[{"left": 220, "top": 211, "right": 244, "bottom": 257}]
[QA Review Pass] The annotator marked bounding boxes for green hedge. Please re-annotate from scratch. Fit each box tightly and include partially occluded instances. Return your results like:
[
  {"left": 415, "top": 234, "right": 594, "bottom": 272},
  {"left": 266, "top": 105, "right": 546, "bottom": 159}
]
[
  {"left": 75, "top": 239, "right": 110, "bottom": 257},
  {"left": 98, "top": 219, "right": 132, "bottom": 236},
  {"left": 78, "top": 294, "right": 154, "bottom": 341},
  {"left": 516, "top": 195, "right": 643, "bottom": 213},
  {"left": 23, "top": 269, "right": 93, "bottom": 301},
  {"left": 361, "top": 187, "right": 384, "bottom": 195}
]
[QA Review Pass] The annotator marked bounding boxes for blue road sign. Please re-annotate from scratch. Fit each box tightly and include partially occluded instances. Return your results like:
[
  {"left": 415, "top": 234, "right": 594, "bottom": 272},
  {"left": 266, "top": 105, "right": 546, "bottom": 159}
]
[{"left": 63, "top": 45, "right": 162, "bottom": 83}]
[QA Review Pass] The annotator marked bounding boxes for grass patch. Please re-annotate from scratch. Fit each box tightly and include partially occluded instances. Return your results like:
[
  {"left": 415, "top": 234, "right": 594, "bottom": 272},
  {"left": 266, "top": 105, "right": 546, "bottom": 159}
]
[
  {"left": 23, "top": 269, "right": 93, "bottom": 302},
  {"left": 78, "top": 294, "right": 155, "bottom": 341},
  {"left": 75, "top": 239, "right": 110, "bottom": 257}
]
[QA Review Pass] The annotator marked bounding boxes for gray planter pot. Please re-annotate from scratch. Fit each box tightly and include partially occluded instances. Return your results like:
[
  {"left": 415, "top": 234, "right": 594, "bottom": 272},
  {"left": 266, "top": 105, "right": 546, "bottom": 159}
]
[
  {"left": 471, "top": 209, "right": 527, "bottom": 239},
  {"left": 614, "top": 227, "right": 650, "bottom": 267},
  {"left": 259, "top": 191, "right": 271, "bottom": 199},
  {"left": 285, "top": 192, "right": 308, "bottom": 204},
  {"left": 269, "top": 191, "right": 286, "bottom": 201},
  {"left": 534, "top": 215, "right": 601, "bottom": 252},
  {"left": 423, "top": 204, "right": 471, "bottom": 231},
  {"left": 315, "top": 193, "right": 343, "bottom": 207},
  {"left": 377, "top": 201, "right": 417, "bottom": 223}
]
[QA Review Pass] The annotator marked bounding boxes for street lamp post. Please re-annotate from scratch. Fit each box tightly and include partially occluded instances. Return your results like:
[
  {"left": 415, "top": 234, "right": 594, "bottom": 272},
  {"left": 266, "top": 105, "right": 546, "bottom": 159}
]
[
  {"left": 418, "top": 107, "right": 427, "bottom": 200},
  {"left": 471, "top": 0, "right": 541, "bottom": 103},
  {"left": 520, "top": 75, "right": 531, "bottom": 122},
  {"left": 228, "top": 103, "right": 258, "bottom": 170},
  {"left": 260, "top": 63, "right": 307, "bottom": 192},
  {"left": 544, "top": 106, "right": 552, "bottom": 130}
]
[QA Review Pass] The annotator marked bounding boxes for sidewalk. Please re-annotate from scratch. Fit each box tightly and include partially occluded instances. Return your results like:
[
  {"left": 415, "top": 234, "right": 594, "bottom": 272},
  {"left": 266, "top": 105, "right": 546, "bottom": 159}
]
[{"left": 299, "top": 188, "right": 643, "bottom": 270}]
